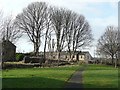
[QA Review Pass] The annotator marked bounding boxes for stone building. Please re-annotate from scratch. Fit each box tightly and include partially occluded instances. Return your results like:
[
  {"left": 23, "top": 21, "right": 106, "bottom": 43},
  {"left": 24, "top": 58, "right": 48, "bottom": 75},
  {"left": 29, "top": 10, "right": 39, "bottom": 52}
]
[
  {"left": 64, "top": 51, "right": 92, "bottom": 63},
  {"left": 76, "top": 51, "right": 92, "bottom": 63},
  {"left": 0, "top": 40, "right": 16, "bottom": 62},
  {"left": 40, "top": 51, "right": 92, "bottom": 63}
]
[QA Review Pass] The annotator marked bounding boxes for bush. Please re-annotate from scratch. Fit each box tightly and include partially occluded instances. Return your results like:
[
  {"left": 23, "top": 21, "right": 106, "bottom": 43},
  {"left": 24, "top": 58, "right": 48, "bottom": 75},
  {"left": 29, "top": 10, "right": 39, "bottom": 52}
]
[{"left": 16, "top": 53, "right": 24, "bottom": 61}]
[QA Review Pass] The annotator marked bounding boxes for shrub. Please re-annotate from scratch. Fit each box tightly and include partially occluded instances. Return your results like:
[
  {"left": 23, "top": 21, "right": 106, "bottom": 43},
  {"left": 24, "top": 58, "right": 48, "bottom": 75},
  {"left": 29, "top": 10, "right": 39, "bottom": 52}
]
[{"left": 16, "top": 53, "right": 24, "bottom": 61}]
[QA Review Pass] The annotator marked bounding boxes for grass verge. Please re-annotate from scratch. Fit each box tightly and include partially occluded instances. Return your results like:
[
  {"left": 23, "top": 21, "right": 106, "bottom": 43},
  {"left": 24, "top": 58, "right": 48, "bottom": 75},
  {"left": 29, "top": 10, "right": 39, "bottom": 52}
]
[{"left": 83, "top": 64, "right": 118, "bottom": 88}]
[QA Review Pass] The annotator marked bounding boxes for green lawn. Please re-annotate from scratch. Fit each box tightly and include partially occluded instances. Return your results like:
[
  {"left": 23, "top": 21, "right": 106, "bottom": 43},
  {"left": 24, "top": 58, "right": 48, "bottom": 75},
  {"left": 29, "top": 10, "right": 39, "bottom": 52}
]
[
  {"left": 2, "top": 65, "right": 81, "bottom": 88},
  {"left": 2, "top": 64, "right": 119, "bottom": 88},
  {"left": 83, "top": 64, "right": 118, "bottom": 88}
]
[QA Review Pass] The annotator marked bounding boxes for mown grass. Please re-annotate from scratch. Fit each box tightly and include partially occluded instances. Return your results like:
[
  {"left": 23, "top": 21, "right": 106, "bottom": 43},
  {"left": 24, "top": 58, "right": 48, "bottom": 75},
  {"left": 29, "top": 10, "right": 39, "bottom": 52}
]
[
  {"left": 83, "top": 64, "right": 118, "bottom": 88},
  {"left": 2, "top": 65, "right": 81, "bottom": 88},
  {"left": 0, "top": 69, "right": 2, "bottom": 89}
]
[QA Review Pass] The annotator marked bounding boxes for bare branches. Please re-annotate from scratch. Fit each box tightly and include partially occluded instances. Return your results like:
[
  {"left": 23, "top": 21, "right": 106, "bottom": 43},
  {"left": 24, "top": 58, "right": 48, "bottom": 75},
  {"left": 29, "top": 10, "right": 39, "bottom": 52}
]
[
  {"left": 0, "top": 10, "right": 3, "bottom": 40},
  {"left": 50, "top": 7, "right": 66, "bottom": 62},
  {"left": 63, "top": 11, "right": 93, "bottom": 61},
  {"left": 14, "top": 1, "right": 93, "bottom": 62},
  {"left": 97, "top": 26, "right": 119, "bottom": 67},
  {"left": 0, "top": 15, "right": 23, "bottom": 43},
  {"left": 15, "top": 2, "right": 48, "bottom": 56},
  {"left": 49, "top": 6, "right": 93, "bottom": 62}
]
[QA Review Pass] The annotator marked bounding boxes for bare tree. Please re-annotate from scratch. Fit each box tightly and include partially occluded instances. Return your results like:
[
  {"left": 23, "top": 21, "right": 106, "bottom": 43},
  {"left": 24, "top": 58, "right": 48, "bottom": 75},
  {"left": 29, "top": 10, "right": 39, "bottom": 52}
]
[
  {"left": 43, "top": 7, "right": 53, "bottom": 63},
  {"left": 0, "top": 10, "right": 3, "bottom": 20},
  {"left": 97, "top": 26, "right": 119, "bottom": 67},
  {"left": 15, "top": 2, "right": 93, "bottom": 63},
  {"left": 63, "top": 10, "right": 74, "bottom": 60},
  {"left": 50, "top": 7, "right": 93, "bottom": 63},
  {"left": 15, "top": 2, "right": 48, "bottom": 56},
  {"left": 0, "top": 15, "right": 23, "bottom": 43},
  {"left": 64, "top": 12, "right": 93, "bottom": 61},
  {"left": 118, "top": 28, "right": 120, "bottom": 65},
  {"left": 50, "top": 7, "right": 67, "bottom": 64},
  {"left": 0, "top": 10, "right": 3, "bottom": 40}
]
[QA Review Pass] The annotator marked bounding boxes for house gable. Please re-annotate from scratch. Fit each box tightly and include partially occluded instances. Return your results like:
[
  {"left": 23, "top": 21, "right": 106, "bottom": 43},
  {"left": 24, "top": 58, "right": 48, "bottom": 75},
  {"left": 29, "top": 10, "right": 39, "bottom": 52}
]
[{"left": 0, "top": 40, "right": 16, "bottom": 62}]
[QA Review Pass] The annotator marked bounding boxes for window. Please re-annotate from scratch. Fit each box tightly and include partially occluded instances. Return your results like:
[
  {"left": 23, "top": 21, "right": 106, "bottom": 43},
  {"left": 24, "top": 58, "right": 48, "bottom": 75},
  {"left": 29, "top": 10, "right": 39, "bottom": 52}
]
[
  {"left": 66, "top": 56, "right": 67, "bottom": 58},
  {"left": 81, "top": 56, "right": 82, "bottom": 58},
  {"left": 53, "top": 56, "right": 55, "bottom": 59},
  {"left": 73, "top": 56, "right": 75, "bottom": 58}
]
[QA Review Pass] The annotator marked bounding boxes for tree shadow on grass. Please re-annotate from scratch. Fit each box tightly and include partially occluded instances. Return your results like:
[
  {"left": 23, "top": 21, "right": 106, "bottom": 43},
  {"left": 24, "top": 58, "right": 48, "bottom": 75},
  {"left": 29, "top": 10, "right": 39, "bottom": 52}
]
[{"left": 2, "top": 76, "right": 65, "bottom": 88}]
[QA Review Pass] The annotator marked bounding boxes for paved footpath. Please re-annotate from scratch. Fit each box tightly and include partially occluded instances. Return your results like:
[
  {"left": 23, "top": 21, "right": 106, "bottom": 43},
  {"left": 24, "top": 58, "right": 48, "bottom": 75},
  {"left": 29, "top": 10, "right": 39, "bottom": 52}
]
[{"left": 64, "top": 64, "right": 87, "bottom": 88}]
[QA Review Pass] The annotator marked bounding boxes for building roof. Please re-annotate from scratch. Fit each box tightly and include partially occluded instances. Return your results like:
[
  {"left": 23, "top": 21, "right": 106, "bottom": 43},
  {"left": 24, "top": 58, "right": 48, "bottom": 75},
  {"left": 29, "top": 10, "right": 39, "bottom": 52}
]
[
  {"left": 0, "top": 40, "right": 16, "bottom": 48},
  {"left": 40, "top": 51, "right": 91, "bottom": 56}
]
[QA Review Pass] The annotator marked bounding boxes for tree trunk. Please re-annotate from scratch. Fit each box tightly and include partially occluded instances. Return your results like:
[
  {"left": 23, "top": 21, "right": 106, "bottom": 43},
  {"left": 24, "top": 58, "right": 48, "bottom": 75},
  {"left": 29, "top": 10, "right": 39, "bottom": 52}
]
[
  {"left": 69, "top": 53, "right": 74, "bottom": 62},
  {"left": 105, "top": 59, "right": 107, "bottom": 65},
  {"left": 69, "top": 52, "right": 72, "bottom": 61},
  {"left": 43, "top": 39, "right": 47, "bottom": 63},
  {"left": 43, "top": 29, "right": 49, "bottom": 63},
  {"left": 111, "top": 55, "right": 114, "bottom": 65},
  {"left": 114, "top": 59, "right": 117, "bottom": 68},
  {"left": 57, "top": 51, "right": 60, "bottom": 66},
  {"left": 36, "top": 45, "right": 39, "bottom": 56},
  {"left": 68, "top": 45, "right": 72, "bottom": 62},
  {"left": 34, "top": 43, "right": 39, "bottom": 56},
  {"left": 34, "top": 44, "right": 36, "bottom": 55}
]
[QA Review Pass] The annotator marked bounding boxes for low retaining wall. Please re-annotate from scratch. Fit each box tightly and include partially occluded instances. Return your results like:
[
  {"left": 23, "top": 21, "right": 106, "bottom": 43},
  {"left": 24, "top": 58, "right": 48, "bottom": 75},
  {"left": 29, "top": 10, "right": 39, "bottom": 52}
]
[
  {"left": 23, "top": 56, "right": 43, "bottom": 63},
  {"left": 2, "top": 62, "right": 41, "bottom": 69}
]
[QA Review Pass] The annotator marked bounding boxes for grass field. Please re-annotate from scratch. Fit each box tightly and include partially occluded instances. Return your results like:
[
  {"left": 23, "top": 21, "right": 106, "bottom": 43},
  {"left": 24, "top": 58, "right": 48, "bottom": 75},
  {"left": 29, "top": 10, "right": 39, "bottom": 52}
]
[
  {"left": 83, "top": 64, "right": 118, "bottom": 88},
  {"left": 2, "top": 64, "right": 119, "bottom": 88},
  {"left": 2, "top": 65, "right": 80, "bottom": 88}
]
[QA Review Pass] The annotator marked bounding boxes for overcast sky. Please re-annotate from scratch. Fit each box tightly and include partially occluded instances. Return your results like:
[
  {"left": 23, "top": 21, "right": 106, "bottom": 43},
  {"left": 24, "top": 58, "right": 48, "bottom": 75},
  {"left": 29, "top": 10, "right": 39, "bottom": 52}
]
[{"left": 0, "top": 0, "right": 118, "bottom": 57}]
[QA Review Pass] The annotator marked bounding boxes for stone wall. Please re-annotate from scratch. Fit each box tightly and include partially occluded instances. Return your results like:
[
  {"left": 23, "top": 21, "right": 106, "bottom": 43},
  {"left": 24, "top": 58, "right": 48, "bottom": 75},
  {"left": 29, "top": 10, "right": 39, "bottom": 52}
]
[
  {"left": 1, "top": 40, "right": 16, "bottom": 62},
  {"left": 23, "top": 56, "right": 43, "bottom": 64}
]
